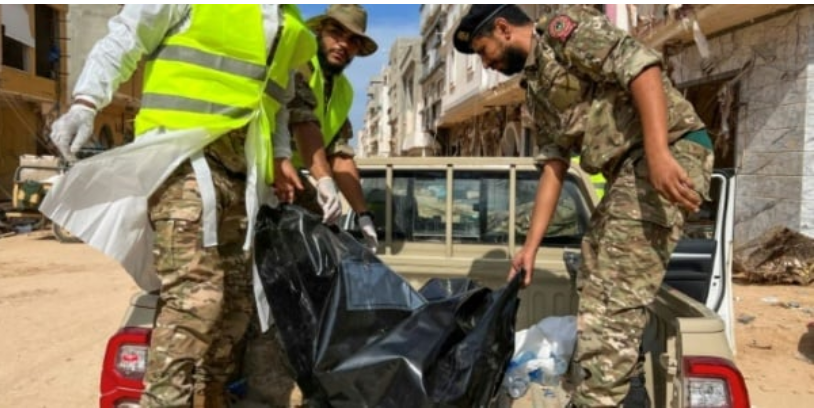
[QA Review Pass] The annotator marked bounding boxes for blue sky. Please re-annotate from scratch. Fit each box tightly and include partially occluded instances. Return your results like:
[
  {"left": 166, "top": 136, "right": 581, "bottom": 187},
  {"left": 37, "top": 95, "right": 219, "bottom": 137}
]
[{"left": 299, "top": 5, "right": 421, "bottom": 146}]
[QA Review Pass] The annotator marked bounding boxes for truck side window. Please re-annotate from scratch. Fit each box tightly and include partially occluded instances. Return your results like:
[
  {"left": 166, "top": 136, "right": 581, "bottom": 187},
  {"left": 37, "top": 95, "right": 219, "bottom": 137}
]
[
  {"left": 683, "top": 176, "right": 722, "bottom": 240},
  {"left": 356, "top": 169, "right": 587, "bottom": 247},
  {"left": 516, "top": 174, "right": 585, "bottom": 246}
]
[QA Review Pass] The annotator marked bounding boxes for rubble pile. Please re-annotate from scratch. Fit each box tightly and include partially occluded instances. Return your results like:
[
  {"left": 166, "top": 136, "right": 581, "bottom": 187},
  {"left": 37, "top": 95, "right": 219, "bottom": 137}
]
[{"left": 733, "top": 227, "right": 814, "bottom": 286}]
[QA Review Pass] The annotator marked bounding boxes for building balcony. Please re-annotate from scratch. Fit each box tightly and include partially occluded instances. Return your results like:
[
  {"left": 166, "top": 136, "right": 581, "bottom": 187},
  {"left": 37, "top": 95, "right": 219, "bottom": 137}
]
[
  {"left": 420, "top": 4, "right": 444, "bottom": 34},
  {"left": 632, "top": 4, "right": 799, "bottom": 49},
  {"left": 420, "top": 56, "right": 445, "bottom": 83}
]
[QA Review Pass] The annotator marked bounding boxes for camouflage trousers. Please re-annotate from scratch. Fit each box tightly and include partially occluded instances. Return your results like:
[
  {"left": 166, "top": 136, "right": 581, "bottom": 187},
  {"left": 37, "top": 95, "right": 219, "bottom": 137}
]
[
  {"left": 140, "top": 157, "right": 254, "bottom": 408},
  {"left": 570, "top": 135, "right": 714, "bottom": 407}
]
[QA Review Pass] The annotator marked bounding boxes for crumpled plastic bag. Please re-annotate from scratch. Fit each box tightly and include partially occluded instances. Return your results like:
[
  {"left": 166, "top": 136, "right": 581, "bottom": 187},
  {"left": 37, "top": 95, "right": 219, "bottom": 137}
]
[
  {"left": 502, "top": 315, "right": 577, "bottom": 398},
  {"left": 253, "top": 204, "right": 522, "bottom": 407}
]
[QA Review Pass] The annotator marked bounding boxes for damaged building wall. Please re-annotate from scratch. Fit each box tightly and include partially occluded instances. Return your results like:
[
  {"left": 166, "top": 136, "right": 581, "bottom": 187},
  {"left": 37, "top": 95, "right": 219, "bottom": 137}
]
[
  {"left": 667, "top": 7, "right": 814, "bottom": 241},
  {"left": 444, "top": 106, "right": 524, "bottom": 157}
]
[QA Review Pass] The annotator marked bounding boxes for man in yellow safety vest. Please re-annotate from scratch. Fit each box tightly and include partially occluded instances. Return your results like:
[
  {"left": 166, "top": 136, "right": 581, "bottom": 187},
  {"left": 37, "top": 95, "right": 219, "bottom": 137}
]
[
  {"left": 289, "top": 4, "right": 380, "bottom": 252},
  {"left": 42, "top": 5, "right": 340, "bottom": 407}
]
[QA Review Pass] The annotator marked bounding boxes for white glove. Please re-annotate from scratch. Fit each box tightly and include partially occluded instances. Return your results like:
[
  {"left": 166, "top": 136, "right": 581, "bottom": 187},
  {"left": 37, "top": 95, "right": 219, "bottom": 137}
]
[
  {"left": 316, "top": 177, "right": 342, "bottom": 225},
  {"left": 50, "top": 104, "right": 97, "bottom": 161},
  {"left": 358, "top": 213, "right": 379, "bottom": 252}
]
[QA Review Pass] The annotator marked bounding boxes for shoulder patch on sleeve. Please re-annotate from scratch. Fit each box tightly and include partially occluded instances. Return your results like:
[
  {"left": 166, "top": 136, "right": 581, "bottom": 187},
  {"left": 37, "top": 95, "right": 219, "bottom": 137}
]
[{"left": 548, "top": 15, "right": 577, "bottom": 43}]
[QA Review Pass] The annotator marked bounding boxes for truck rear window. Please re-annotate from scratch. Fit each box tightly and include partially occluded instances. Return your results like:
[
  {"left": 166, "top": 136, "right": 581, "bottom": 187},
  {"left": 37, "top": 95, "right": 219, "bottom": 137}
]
[{"left": 356, "top": 169, "right": 587, "bottom": 247}]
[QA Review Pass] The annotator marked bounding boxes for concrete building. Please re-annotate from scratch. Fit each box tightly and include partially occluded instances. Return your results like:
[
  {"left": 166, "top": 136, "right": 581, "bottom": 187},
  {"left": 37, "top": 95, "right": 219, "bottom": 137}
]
[
  {"left": 386, "top": 37, "right": 423, "bottom": 157},
  {"left": 359, "top": 74, "right": 384, "bottom": 158},
  {"left": 418, "top": 4, "right": 447, "bottom": 157},
  {"left": 1, "top": 4, "right": 68, "bottom": 198},
  {"left": 632, "top": 4, "right": 813, "bottom": 240}
]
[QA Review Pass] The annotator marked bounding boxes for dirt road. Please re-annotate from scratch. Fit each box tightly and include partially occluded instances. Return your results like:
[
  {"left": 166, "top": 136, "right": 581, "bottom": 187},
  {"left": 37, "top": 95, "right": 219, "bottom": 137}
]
[
  {"left": 0, "top": 232, "right": 811, "bottom": 407},
  {"left": 0, "top": 233, "right": 137, "bottom": 407}
]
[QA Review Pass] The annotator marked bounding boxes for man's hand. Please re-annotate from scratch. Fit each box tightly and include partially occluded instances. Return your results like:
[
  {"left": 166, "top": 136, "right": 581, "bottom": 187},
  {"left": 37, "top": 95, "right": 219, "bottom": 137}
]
[
  {"left": 358, "top": 213, "right": 378, "bottom": 252},
  {"left": 647, "top": 152, "right": 702, "bottom": 212},
  {"left": 50, "top": 103, "right": 97, "bottom": 162},
  {"left": 272, "top": 158, "right": 304, "bottom": 203},
  {"left": 316, "top": 177, "right": 342, "bottom": 224},
  {"left": 509, "top": 246, "right": 537, "bottom": 288}
]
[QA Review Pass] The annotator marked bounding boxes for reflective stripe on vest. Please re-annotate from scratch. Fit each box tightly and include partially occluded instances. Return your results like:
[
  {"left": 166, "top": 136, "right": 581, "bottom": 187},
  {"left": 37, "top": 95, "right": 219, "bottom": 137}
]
[
  {"left": 134, "top": 5, "right": 316, "bottom": 184},
  {"left": 291, "top": 57, "right": 353, "bottom": 168},
  {"left": 259, "top": 5, "right": 316, "bottom": 182},
  {"left": 135, "top": 5, "right": 268, "bottom": 136}
]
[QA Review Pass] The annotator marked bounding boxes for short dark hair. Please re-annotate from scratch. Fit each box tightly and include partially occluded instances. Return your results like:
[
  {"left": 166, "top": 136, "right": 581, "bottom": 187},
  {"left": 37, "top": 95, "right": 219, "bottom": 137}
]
[{"left": 472, "top": 5, "right": 532, "bottom": 40}]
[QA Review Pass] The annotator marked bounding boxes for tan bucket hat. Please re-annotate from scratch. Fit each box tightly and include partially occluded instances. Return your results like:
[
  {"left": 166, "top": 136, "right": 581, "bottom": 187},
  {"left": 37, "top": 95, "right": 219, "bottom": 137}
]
[{"left": 306, "top": 4, "right": 378, "bottom": 57}]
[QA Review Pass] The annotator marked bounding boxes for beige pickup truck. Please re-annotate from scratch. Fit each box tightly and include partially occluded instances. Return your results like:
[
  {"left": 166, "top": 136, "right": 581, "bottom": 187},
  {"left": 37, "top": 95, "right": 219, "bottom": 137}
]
[{"left": 100, "top": 157, "right": 748, "bottom": 408}]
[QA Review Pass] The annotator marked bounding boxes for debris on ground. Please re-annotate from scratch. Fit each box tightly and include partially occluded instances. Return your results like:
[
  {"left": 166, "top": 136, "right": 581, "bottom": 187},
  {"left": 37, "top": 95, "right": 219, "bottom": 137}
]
[
  {"left": 748, "top": 340, "right": 773, "bottom": 350},
  {"left": 733, "top": 227, "right": 814, "bottom": 286},
  {"left": 738, "top": 314, "right": 756, "bottom": 324}
]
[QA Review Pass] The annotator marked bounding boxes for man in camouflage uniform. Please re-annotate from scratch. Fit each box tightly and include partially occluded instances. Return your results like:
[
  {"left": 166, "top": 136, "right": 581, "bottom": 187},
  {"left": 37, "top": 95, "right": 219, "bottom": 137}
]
[
  {"left": 454, "top": 5, "right": 714, "bottom": 407},
  {"left": 46, "top": 5, "right": 342, "bottom": 407}
]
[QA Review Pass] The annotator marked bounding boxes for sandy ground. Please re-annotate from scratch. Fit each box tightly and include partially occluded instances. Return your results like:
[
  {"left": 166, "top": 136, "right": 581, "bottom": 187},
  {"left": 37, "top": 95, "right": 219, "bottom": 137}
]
[{"left": 0, "top": 232, "right": 812, "bottom": 407}]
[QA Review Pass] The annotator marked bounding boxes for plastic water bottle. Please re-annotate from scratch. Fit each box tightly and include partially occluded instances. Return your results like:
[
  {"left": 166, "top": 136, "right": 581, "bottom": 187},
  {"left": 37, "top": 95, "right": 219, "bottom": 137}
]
[
  {"left": 505, "top": 370, "right": 530, "bottom": 398},
  {"left": 504, "top": 351, "right": 537, "bottom": 398}
]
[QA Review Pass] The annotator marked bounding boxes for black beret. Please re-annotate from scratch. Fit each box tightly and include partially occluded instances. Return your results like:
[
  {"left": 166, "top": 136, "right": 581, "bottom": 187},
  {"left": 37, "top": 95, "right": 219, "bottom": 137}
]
[{"left": 453, "top": 5, "right": 510, "bottom": 54}]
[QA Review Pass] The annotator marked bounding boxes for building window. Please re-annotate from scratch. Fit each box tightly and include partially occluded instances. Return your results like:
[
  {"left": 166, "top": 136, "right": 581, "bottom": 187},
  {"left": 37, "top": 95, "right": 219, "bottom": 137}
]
[
  {"left": 34, "top": 5, "right": 59, "bottom": 79},
  {"left": 2, "top": 4, "right": 36, "bottom": 71},
  {"left": 34, "top": 4, "right": 61, "bottom": 79},
  {"left": 2, "top": 25, "right": 28, "bottom": 70}
]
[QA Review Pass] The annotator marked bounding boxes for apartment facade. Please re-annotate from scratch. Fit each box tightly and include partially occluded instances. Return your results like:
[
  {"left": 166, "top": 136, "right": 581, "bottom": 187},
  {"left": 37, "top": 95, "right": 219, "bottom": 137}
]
[
  {"left": 384, "top": 37, "right": 422, "bottom": 157},
  {"left": 418, "top": 4, "right": 447, "bottom": 157},
  {"left": 358, "top": 73, "right": 385, "bottom": 158},
  {"left": 0, "top": 4, "right": 68, "bottom": 198}
]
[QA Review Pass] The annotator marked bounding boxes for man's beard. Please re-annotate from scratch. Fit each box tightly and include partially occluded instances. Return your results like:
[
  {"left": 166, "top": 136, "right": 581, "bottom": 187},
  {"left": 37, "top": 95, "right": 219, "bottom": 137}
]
[
  {"left": 318, "top": 42, "right": 351, "bottom": 76},
  {"left": 498, "top": 44, "right": 527, "bottom": 76}
]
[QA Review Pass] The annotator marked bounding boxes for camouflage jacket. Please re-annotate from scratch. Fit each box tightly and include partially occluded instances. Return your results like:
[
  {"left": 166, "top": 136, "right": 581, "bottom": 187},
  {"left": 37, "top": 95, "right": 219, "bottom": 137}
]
[{"left": 524, "top": 6, "right": 705, "bottom": 177}]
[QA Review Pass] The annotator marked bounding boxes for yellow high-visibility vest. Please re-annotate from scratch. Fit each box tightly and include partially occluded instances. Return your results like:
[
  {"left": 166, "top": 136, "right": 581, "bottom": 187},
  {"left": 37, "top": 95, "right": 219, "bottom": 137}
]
[
  {"left": 572, "top": 156, "right": 606, "bottom": 199},
  {"left": 135, "top": 4, "right": 316, "bottom": 183},
  {"left": 291, "top": 57, "right": 353, "bottom": 168}
]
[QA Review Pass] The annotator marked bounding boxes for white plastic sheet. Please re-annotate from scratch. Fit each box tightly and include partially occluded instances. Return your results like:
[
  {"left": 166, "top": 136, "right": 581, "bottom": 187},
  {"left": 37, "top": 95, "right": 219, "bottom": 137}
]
[{"left": 40, "top": 127, "right": 220, "bottom": 292}]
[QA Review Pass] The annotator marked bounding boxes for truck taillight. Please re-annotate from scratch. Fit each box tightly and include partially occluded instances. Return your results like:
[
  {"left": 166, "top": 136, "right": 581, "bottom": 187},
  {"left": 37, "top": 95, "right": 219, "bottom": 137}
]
[
  {"left": 684, "top": 356, "right": 750, "bottom": 408},
  {"left": 100, "top": 327, "right": 151, "bottom": 408},
  {"left": 116, "top": 344, "right": 148, "bottom": 379}
]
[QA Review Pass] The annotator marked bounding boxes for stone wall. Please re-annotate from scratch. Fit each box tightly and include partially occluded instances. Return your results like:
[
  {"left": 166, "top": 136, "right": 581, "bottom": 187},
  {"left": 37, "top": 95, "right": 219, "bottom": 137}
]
[{"left": 668, "top": 7, "right": 814, "bottom": 242}]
